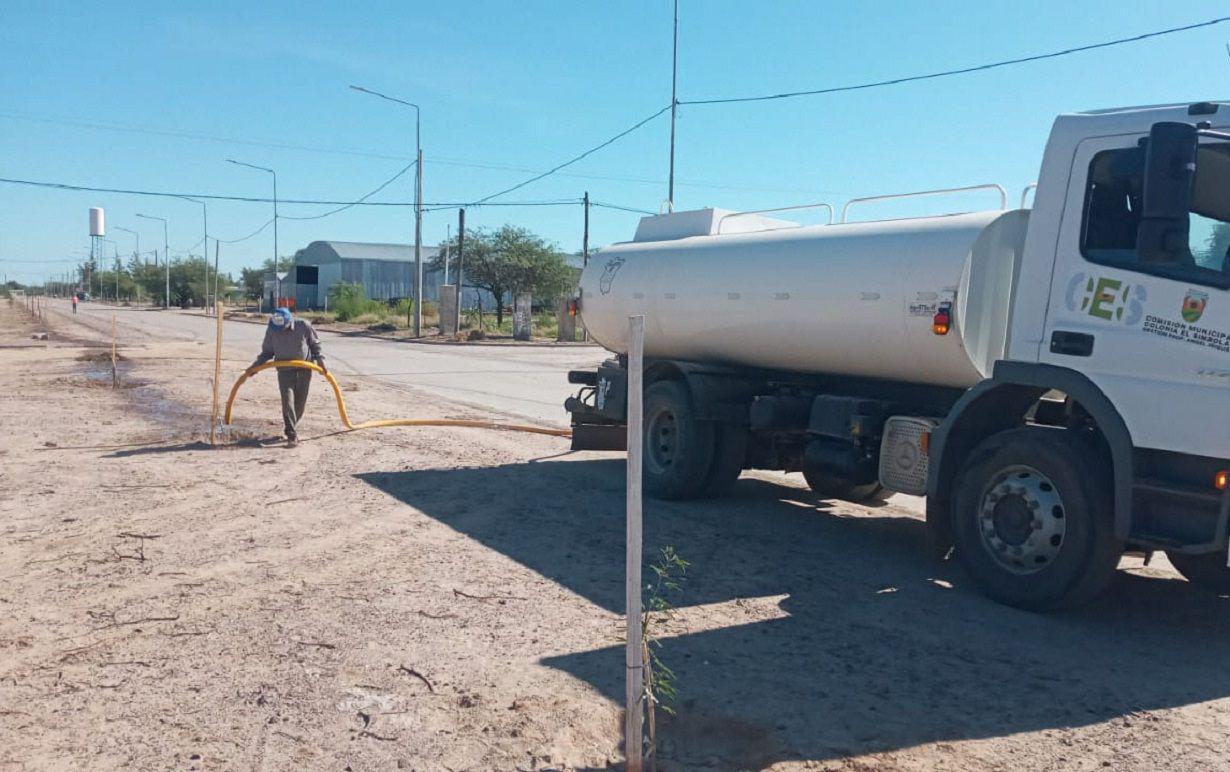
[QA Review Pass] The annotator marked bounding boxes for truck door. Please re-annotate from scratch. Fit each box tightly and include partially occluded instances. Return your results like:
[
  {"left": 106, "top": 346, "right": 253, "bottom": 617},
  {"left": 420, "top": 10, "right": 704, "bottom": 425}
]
[{"left": 1041, "top": 132, "right": 1230, "bottom": 460}]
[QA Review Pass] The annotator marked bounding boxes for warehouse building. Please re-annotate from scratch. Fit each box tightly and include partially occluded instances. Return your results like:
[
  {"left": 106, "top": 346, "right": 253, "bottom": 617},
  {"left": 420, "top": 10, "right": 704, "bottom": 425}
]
[{"left": 286, "top": 241, "right": 443, "bottom": 310}]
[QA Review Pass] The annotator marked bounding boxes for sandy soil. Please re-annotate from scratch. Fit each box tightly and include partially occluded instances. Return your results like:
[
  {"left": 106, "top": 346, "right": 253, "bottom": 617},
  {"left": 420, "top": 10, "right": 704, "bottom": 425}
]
[{"left": 2, "top": 297, "right": 1230, "bottom": 771}]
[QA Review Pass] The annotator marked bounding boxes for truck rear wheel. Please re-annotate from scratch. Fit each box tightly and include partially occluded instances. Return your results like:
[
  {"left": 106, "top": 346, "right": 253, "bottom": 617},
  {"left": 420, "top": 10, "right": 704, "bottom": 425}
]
[
  {"left": 952, "top": 427, "right": 1122, "bottom": 610},
  {"left": 643, "top": 380, "right": 715, "bottom": 500},
  {"left": 1165, "top": 551, "right": 1230, "bottom": 595},
  {"left": 802, "top": 467, "right": 883, "bottom": 503}
]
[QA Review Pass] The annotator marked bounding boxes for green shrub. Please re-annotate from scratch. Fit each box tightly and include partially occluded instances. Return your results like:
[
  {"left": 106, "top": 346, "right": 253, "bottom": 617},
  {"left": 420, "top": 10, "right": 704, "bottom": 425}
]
[
  {"left": 328, "top": 282, "right": 387, "bottom": 322},
  {"left": 350, "top": 312, "right": 388, "bottom": 326}
]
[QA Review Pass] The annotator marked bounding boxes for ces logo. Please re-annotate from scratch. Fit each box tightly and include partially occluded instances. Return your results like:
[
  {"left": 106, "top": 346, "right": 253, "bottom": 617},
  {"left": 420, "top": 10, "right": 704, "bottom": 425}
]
[{"left": 1065, "top": 273, "right": 1147, "bottom": 326}]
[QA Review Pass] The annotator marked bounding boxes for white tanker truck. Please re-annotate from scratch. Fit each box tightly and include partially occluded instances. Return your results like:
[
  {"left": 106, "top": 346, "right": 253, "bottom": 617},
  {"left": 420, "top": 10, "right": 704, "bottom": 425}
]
[{"left": 565, "top": 103, "right": 1230, "bottom": 609}]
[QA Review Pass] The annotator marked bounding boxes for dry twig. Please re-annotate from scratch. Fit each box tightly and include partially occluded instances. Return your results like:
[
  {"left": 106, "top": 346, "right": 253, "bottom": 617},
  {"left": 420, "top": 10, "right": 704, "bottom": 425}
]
[
  {"left": 452, "top": 589, "right": 526, "bottom": 603},
  {"left": 397, "top": 665, "right": 435, "bottom": 693}
]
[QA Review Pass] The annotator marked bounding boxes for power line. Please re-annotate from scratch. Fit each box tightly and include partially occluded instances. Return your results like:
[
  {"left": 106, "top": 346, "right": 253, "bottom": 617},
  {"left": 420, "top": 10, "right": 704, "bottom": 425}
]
[
  {"left": 592, "top": 201, "right": 656, "bottom": 215},
  {"left": 467, "top": 105, "right": 672, "bottom": 205},
  {"left": 280, "top": 160, "right": 417, "bottom": 220},
  {"left": 0, "top": 257, "right": 83, "bottom": 264},
  {"left": 214, "top": 218, "right": 275, "bottom": 244},
  {"left": 0, "top": 176, "right": 637, "bottom": 212},
  {"left": 0, "top": 109, "right": 413, "bottom": 163},
  {"left": 421, "top": 199, "right": 581, "bottom": 214},
  {"left": 0, "top": 109, "right": 822, "bottom": 195},
  {"left": 681, "top": 15, "right": 1230, "bottom": 105},
  {"left": 0, "top": 176, "right": 415, "bottom": 206},
  {"left": 0, "top": 176, "right": 654, "bottom": 219}
]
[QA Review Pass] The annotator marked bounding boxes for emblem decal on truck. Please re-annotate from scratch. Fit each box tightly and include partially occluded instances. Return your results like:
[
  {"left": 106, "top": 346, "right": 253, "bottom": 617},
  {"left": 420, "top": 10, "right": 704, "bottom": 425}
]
[
  {"left": 1182, "top": 290, "right": 1209, "bottom": 323},
  {"left": 599, "top": 257, "right": 625, "bottom": 295},
  {"left": 1065, "top": 273, "right": 1146, "bottom": 326}
]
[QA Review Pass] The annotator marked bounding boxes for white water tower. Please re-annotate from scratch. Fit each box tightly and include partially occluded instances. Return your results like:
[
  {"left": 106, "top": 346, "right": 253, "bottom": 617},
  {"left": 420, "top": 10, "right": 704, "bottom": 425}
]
[{"left": 89, "top": 207, "right": 106, "bottom": 237}]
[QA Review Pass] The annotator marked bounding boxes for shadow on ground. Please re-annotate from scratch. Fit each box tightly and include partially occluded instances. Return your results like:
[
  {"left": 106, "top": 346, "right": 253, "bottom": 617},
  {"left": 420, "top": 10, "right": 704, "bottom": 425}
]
[{"left": 358, "top": 459, "right": 1230, "bottom": 769}]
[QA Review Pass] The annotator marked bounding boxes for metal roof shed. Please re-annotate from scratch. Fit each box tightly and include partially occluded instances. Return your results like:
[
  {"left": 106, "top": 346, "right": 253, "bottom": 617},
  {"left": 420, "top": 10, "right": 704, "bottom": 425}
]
[{"left": 289, "top": 240, "right": 441, "bottom": 309}]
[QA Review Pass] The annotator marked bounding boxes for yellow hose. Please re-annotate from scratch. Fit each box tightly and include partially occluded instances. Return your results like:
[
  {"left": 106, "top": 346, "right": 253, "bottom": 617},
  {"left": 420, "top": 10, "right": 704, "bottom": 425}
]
[{"left": 223, "top": 359, "right": 572, "bottom": 438}]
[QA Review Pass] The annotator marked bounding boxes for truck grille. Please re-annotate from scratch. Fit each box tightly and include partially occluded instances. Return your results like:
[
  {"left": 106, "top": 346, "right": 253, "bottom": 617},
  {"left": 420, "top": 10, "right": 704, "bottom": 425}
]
[{"left": 879, "top": 416, "right": 940, "bottom": 496}]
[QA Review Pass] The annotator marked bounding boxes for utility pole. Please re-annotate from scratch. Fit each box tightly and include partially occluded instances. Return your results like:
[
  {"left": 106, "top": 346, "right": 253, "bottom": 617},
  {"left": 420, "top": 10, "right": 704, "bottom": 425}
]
[
  {"left": 443, "top": 224, "right": 451, "bottom": 285},
  {"left": 455, "top": 208, "right": 465, "bottom": 334},
  {"left": 583, "top": 191, "right": 590, "bottom": 267},
  {"left": 667, "top": 0, "right": 679, "bottom": 212}
]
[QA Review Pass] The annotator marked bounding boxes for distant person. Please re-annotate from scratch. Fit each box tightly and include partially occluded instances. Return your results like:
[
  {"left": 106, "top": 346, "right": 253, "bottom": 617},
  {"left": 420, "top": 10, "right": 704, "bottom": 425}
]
[
  {"left": 71, "top": 294, "right": 78, "bottom": 314},
  {"left": 248, "top": 308, "right": 326, "bottom": 448}
]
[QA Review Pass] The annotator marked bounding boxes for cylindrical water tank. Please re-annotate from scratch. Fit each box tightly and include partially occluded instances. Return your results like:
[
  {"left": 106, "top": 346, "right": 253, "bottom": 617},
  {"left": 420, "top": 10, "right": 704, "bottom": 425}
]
[
  {"left": 577, "top": 209, "right": 1028, "bottom": 389},
  {"left": 89, "top": 207, "right": 106, "bottom": 237}
]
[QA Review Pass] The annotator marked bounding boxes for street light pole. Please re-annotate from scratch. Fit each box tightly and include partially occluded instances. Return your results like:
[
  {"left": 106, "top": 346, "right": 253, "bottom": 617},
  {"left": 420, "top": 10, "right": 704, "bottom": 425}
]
[
  {"left": 350, "top": 84, "right": 423, "bottom": 337},
  {"left": 177, "top": 197, "right": 209, "bottom": 311},
  {"left": 227, "top": 159, "right": 279, "bottom": 306},
  {"left": 136, "top": 213, "right": 170, "bottom": 308},
  {"left": 100, "top": 238, "right": 119, "bottom": 301},
  {"left": 114, "top": 226, "right": 138, "bottom": 302},
  {"left": 114, "top": 226, "right": 139, "bottom": 265}
]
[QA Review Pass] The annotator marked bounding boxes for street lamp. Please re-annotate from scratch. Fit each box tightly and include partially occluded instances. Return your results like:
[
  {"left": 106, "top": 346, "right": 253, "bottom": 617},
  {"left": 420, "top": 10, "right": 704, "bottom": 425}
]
[
  {"left": 176, "top": 197, "right": 209, "bottom": 311},
  {"left": 113, "top": 225, "right": 139, "bottom": 303},
  {"left": 113, "top": 226, "right": 139, "bottom": 264},
  {"left": 226, "top": 159, "right": 279, "bottom": 306},
  {"left": 350, "top": 84, "right": 423, "bottom": 337},
  {"left": 136, "top": 213, "right": 170, "bottom": 308},
  {"left": 100, "top": 238, "right": 120, "bottom": 301}
]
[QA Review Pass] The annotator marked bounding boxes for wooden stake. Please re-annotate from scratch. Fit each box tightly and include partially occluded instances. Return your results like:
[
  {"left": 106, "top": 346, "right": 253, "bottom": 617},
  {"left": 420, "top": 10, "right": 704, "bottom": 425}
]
[
  {"left": 625, "top": 314, "right": 645, "bottom": 772},
  {"left": 210, "top": 301, "right": 224, "bottom": 445},
  {"left": 111, "top": 315, "right": 118, "bottom": 388}
]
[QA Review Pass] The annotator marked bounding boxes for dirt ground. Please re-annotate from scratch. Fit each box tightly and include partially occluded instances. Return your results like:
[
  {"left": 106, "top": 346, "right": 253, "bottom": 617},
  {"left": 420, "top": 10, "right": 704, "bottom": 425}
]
[{"left": 2, "top": 298, "right": 1230, "bottom": 772}]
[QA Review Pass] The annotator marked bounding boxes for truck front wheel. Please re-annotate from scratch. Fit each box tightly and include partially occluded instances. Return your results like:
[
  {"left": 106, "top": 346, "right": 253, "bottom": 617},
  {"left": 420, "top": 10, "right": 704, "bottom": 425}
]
[
  {"left": 1165, "top": 551, "right": 1230, "bottom": 595},
  {"left": 643, "top": 380, "right": 715, "bottom": 500},
  {"left": 952, "top": 427, "right": 1122, "bottom": 610}
]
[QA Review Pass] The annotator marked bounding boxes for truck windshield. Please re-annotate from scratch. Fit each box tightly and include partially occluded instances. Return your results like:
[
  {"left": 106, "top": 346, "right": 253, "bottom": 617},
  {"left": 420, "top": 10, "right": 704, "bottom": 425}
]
[{"left": 1082, "top": 142, "right": 1230, "bottom": 285}]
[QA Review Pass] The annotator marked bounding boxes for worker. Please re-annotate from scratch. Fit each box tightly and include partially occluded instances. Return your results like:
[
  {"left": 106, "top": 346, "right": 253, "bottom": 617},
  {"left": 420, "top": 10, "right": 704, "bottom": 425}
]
[{"left": 248, "top": 308, "right": 326, "bottom": 448}]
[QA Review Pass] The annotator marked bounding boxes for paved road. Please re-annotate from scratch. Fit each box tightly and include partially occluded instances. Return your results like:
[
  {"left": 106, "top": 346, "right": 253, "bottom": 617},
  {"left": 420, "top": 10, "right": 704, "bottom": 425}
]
[
  {"left": 49, "top": 299, "right": 605, "bottom": 427},
  {"left": 48, "top": 299, "right": 924, "bottom": 511}
]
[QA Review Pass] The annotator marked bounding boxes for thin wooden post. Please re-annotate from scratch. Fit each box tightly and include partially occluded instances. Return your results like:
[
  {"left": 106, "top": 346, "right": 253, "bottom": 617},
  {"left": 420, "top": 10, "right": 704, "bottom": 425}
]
[
  {"left": 110, "top": 315, "right": 118, "bottom": 388},
  {"left": 625, "top": 314, "right": 645, "bottom": 772},
  {"left": 210, "top": 301, "right": 224, "bottom": 445}
]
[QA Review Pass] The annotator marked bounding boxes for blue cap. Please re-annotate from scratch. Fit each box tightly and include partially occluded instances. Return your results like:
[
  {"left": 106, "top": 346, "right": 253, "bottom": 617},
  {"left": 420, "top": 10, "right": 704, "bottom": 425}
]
[{"left": 269, "top": 307, "right": 293, "bottom": 329}]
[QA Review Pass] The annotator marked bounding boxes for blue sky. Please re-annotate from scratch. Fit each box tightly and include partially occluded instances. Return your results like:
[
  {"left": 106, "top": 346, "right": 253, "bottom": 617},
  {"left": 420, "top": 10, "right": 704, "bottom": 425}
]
[{"left": 2, "top": 1, "right": 1228, "bottom": 282}]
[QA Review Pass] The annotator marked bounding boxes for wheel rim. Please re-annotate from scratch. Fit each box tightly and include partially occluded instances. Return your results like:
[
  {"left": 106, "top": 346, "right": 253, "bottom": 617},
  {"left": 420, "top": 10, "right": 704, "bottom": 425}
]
[
  {"left": 977, "top": 465, "right": 1068, "bottom": 575},
  {"left": 644, "top": 404, "right": 678, "bottom": 475}
]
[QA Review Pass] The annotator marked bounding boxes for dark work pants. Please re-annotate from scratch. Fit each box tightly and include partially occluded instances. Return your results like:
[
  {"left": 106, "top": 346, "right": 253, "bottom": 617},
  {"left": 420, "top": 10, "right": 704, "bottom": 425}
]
[{"left": 276, "top": 368, "right": 312, "bottom": 439}]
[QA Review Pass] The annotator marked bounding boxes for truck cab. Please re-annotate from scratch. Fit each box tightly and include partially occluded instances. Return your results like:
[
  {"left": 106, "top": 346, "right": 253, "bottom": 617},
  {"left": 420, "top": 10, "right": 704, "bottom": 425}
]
[{"left": 567, "top": 102, "right": 1230, "bottom": 610}]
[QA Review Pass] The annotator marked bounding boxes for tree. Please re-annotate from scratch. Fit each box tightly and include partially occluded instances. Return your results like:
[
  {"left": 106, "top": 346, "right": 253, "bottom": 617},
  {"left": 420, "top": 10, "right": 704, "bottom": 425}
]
[
  {"left": 240, "top": 258, "right": 279, "bottom": 300},
  {"left": 435, "top": 225, "right": 574, "bottom": 325},
  {"left": 1204, "top": 221, "right": 1230, "bottom": 270}
]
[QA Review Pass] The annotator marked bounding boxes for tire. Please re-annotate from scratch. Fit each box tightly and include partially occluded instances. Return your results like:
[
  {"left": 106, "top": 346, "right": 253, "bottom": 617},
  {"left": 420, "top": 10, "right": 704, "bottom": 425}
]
[
  {"left": 701, "top": 423, "right": 747, "bottom": 497},
  {"left": 1166, "top": 550, "right": 1230, "bottom": 595},
  {"left": 952, "top": 426, "right": 1122, "bottom": 611},
  {"left": 642, "top": 380, "right": 715, "bottom": 501},
  {"left": 802, "top": 466, "right": 884, "bottom": 503}
]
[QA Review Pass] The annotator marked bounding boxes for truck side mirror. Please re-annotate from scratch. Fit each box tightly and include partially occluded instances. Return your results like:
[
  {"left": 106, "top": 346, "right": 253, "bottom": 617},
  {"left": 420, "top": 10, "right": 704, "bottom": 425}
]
[{"left": 1137, "top": 122, "right": 1197, "bottom": 264}]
